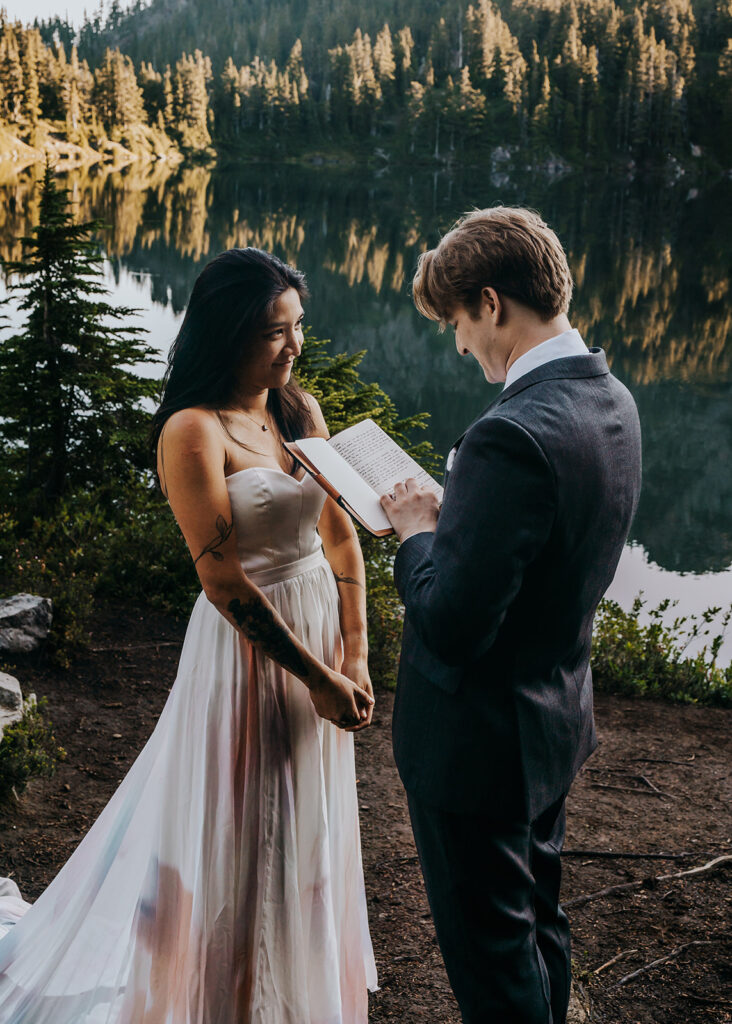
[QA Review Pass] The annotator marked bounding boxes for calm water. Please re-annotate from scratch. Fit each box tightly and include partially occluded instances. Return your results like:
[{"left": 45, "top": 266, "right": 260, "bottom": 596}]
[{"left": 1, "top": 160, "right": 731, "bottom": 659}]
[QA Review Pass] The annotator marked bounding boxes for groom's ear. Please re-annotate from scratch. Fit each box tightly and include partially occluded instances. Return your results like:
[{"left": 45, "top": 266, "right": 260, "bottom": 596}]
[{"left": 482, "top": 286, "right": 504, "bottom": 323}]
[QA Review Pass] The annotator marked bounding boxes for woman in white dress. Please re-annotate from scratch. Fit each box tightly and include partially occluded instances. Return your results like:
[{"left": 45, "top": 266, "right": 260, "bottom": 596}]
[{"left": 0, "top": 248, "right": 378, "bottom": 1022}]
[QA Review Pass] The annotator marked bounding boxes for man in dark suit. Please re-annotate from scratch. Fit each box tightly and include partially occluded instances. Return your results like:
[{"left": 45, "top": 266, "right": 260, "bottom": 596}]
[{"left": 381, "top": 207, "right": 641, "bottom": 1024}]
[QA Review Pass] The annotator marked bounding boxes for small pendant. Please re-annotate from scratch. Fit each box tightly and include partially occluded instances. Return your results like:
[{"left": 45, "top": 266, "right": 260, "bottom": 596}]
[{"left": 262, "top": 424, "right": 268, "bottom": 431}]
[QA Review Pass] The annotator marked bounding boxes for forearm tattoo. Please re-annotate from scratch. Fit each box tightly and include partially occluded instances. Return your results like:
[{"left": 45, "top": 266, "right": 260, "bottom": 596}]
[
  {"left": 333, "top": 571, "right": 365, "bottom": 590},
  {"left": 194, "top": 515, "right": 233, "bottom": 564},
  {"left": 228, "top": 596, "right": 310, "bottom": 679}
]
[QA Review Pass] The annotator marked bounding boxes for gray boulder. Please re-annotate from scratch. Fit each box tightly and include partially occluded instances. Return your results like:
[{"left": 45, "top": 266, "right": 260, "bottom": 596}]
[
  {"left": 0, "top": 594, "right": 53, "bottom": 653},
  {"left": 0, "top": 672, "right": 23, "bottom": 742}
]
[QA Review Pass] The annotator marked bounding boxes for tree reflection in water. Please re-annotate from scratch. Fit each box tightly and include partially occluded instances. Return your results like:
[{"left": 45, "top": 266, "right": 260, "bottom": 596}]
[{"left": 0, "top": 161, "right": 729, "bottom": 583}]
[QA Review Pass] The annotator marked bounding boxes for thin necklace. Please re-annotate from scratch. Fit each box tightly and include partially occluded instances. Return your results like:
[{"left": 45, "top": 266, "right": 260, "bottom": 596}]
[{"left": 239, "top": 409, "right": 269, "bottom": 432}]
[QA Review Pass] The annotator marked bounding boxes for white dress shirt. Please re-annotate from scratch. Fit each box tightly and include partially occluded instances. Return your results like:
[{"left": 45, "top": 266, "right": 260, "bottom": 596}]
[{"left": 503, "top": 328, "right": 588, "bottom": 390}]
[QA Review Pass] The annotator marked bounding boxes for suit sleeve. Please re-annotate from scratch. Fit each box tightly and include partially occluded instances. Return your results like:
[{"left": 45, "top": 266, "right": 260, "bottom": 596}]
[{"left": 394, "top": 414, "right": 556, "bottom": 666}]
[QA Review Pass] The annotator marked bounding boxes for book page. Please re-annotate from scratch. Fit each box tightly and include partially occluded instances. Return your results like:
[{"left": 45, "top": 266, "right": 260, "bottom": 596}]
[
  {"left": 292, "top": 436, "right": 393, "bottom": 533},
  {"left": 329, "top": 419, "right": 443, "bottom": 500}
]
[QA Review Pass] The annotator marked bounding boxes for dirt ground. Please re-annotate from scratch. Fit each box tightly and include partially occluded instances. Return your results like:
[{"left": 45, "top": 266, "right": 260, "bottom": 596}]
[{"left": 1, "top": 604, "right": 730, "bottom": 1023}]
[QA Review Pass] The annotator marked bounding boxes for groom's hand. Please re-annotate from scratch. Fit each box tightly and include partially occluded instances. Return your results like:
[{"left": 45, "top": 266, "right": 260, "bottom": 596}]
[{"left": 380, "top": 478, "right": 440, "bottom": 542}]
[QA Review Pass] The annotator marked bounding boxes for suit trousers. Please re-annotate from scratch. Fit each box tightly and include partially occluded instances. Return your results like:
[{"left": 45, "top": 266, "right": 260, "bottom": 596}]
[{"left": 407, "top": 792, "right": 571, "bottom": 1024}]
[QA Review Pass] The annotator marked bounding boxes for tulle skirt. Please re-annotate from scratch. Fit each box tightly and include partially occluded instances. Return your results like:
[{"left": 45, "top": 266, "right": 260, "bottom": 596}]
[{"left": 0, "top": 550, "right": 377, "bottom": 1023}]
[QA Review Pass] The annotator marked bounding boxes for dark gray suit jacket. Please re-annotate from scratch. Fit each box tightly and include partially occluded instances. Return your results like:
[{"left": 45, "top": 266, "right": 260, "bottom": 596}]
[{"left": 392, "top": 349, "right": 642, "bottom": 820}]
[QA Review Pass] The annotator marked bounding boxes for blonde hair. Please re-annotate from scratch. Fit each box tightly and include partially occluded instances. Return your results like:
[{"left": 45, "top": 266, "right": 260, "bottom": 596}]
[{"left": 412, "top": 207, "right": 573, "bottom": 326}]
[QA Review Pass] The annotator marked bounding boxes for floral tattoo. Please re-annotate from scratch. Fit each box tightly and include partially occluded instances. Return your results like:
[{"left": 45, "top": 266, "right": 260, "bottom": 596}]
[
  {"left": 228, "top": 596, "right": 309, "bottom": 679},
  {"left": 194, "top": 515, "right": 233, "bottom": 564}
]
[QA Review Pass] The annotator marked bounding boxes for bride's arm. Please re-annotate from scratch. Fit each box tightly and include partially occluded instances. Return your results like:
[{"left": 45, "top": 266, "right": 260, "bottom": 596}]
[
  {"left": 305, "top": 397, "right": 374, "bottom": 730},
  {"left": 158, "top": 407, "right": 373, "bottom": 728}
]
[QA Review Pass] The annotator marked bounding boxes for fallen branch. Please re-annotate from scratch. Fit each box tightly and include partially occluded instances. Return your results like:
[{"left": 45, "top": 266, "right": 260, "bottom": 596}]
[
  {"left": 562, "top": 849, "right": 706, "bottom": 861},
  {"left": 659, "top": 855, "right": 732, "bottom": 881},
  {"left": 590, "top": 782, "right": 667, "bottom": 797},
  {"left": 89, "top": 641, "right": 183, "bottom": 652},
  {"left": 609, "top": 941, "right": 713, "bottom": 990},
  {"left": 565, "top": 854, "right": 732, "bottom": 909},
  {"left": 630, "top": 755, "right": 696, "bottom": 766},
  {"left": 636, "top": 774, "right": 661, "bottom": 793},
  {"left": 593, "top": 948, "right": 638, "bottom": 976},
  {"left": 685, "top": 994, "right": 732, "bottom": 1007}
]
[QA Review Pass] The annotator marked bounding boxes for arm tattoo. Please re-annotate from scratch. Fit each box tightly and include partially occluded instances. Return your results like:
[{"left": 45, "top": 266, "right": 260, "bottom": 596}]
[
  {"left": 194, "top": 515, "right": 233, "bottom": 564},
  {"left": 333, "top": 571, "right": 365, "bottom": 590},
  {"left": 228, "top": 596, "right": 310, "bottom": 679}
]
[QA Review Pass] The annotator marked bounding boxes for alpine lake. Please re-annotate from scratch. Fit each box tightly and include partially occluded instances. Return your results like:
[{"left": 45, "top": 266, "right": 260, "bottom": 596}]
[{"left": 1, "top": 156, "right": 730, "bottom": 662}]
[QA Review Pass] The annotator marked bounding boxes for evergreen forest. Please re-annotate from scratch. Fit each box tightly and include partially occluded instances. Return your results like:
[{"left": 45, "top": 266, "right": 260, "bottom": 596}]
[{"left": 0, "top": 0, "right": 730, "bottom": 169}]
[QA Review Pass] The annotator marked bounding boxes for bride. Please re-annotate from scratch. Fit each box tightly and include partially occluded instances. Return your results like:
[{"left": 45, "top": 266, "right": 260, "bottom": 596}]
[{"left": 0, "top": 247, "right": 378, "bottom": 1022}]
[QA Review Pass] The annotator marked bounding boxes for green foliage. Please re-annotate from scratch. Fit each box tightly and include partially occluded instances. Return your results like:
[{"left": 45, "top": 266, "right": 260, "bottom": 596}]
[
  {"left": 360, "top": 533, "right": 403, "bottom": 689},
  {"left": 0, "top": 486, "right": 196, "bottom": 666},
  {"left": 0, "top": 697, "right": 66, "bottom": 805},
  {"left": 0, "top": 328, "right": 438, "bottom": 672},
  {"left": 0, "top": 163, "right": 161, "bottom": 518},
  {"left": 295, "top": 331, "right": 440, "bottom": 685},
  {"left": 296, "top": 331, "right": 440, "bottom": 472},
  {"left": 591, "top": 596, "right": 732, "bottom": 706},
  {"left": 0, "top": 509, "right": 97, "bottom": 667},
  {"left": 298, "top": 329, "right": 414, "bottom": 666}
]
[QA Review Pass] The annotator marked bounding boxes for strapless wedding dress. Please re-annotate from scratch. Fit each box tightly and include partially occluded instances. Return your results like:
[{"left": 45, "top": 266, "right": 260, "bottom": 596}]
[{"left": 0, "top": 467, "right": 377, "bottom": 1023}]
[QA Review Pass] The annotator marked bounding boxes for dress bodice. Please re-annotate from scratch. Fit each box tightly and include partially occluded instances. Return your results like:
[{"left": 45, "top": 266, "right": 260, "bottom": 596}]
[{"left": 225, "top": 467, "right": 326, "bottom": 579}]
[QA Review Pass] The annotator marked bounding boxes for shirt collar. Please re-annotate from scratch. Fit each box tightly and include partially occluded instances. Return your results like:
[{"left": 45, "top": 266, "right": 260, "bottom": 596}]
[{"left": 503, "top": 328, "right": 587, "bottom": 390}]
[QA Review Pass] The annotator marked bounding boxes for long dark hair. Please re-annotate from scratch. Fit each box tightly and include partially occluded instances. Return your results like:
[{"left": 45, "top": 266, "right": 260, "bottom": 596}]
[{"left": 150, "top": 247, "right": 314, "bottom": 466}]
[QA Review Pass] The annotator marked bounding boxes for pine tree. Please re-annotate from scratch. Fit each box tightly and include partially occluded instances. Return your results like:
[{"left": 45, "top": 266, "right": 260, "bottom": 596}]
[
  {"left": 373, "top": 23, "right": 396, "bottom": 102},
  {"left": 0, "top": 23, "right": 24, "bottom": 123},
  {"left": 0, "top": 163, "right": 159, "bottom": 513},
  {"left": 173, "top": 50, "right": 212, "bottom": 149},
  {"left": 394, "top": 26, "right": 414, "bottom": 98},
  {"left": 93, "top": 47, "right": 147, "bottom": 134},
  {"left": 19, "top": 28, "right": 42, "bottom": 131}
]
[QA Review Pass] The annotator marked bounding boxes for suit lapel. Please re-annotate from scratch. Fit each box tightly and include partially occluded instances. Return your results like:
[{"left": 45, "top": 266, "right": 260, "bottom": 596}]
[{"left": 443, "top": 349, "right": 609, "bottom": 488}]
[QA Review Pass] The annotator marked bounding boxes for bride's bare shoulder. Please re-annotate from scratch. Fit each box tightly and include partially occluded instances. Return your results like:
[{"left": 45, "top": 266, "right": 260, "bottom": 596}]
[
  {"left": 301, "top": 392, "right": 329, "bottom": 439},
  {"left": 158, "top": 409, "right": 227, "bottom": 489},
  {"left": 161, "top": 407, "right": 221, "bottom": 451}
]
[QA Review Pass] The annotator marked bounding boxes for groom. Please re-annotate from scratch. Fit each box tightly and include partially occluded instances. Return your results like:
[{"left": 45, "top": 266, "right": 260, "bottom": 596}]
[{"left": 380, "top": 207, "right": 641, "bottom": 1024}]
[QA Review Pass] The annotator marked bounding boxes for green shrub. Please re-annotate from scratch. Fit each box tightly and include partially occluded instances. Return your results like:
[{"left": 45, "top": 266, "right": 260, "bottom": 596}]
[
  {"left": 360, "top": 534, "right": 403, "bottom": 689},
  {"left": 0, "top": 697, "right": 66, "bottom": 804},
  {"left": 0, "top": 332, "right": 439, "bottom": 669},
  {"left": 295, "top": 332, "right": 440, "bottom": 685},
  {"left": 591, "top": 596, "right": 732, "bottom": 706},
  {"left": 0, "top": 512, "right": 97, "bottom": 667}
]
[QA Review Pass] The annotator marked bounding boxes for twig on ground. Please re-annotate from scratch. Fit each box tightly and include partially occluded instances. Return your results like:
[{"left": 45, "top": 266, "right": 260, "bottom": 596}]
[
  {"left": 630, "top": 755, "right": 696, "bottom": 766},
  {"left": 564, "top": 854, "right": 732, "bottom": 909},
  {"left": 636, "top": 774, "right": 661, "bottom": 793},
  {"left": 562, "top": 849, "right": 707, "bottom": 861},
  {"left": 609, "top": 941, "right": 713, "bottom": 990},
  {"left": 685, "top": 994, "right": 732, "bottom": 1007},
  {"left": 584, "top": 768, "right": 671, "bottom": 796},
  {"left": 589, "top": 782, "right": 668, "bottom": 797},
  {"left": 89, "top": 641, "right": 183, "bottom": 652},
  {"left": 593, "top": 948, "right": 638, "bottom": 975}
]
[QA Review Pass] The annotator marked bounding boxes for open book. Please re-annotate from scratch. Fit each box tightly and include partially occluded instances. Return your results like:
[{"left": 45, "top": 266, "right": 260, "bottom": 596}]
[{"left": 283, "top": 418, "right": 443, "bottom": 536}]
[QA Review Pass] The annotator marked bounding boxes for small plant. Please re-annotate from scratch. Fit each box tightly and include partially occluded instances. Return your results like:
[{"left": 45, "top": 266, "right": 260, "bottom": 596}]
[
  {"left": 0, "top": 697, "right": 66, "bottom": 804},
  {"left": 591, "top": 596, "right": 732, "bottom": 707},
  {"left": 0, "top": 512, "right": 98, "bottom": 668}
]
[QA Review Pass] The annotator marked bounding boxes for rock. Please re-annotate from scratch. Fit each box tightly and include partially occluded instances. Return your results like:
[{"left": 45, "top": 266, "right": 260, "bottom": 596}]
[
  {"left": 0, "top": 594, "right": 53, "bottom": 653},
  {"left": 0, "top": 672, "right": 22, "bottom": 711},
  {"left": 0, "top": 672, "right": 23, "bottom": 743},
  {"left": 568, "top": 982, "right": 591, "bottom": 1022}
]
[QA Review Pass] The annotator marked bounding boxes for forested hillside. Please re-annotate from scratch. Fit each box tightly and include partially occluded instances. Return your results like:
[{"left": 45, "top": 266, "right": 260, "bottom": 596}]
[{"left": 1, "top": 0, "right": 729, "bottom": 167}]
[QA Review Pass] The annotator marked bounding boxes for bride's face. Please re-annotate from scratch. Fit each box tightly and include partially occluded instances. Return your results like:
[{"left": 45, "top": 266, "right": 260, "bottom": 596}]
[{"left": 237, "top": 287, "right": 305, "bottom": 392}]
